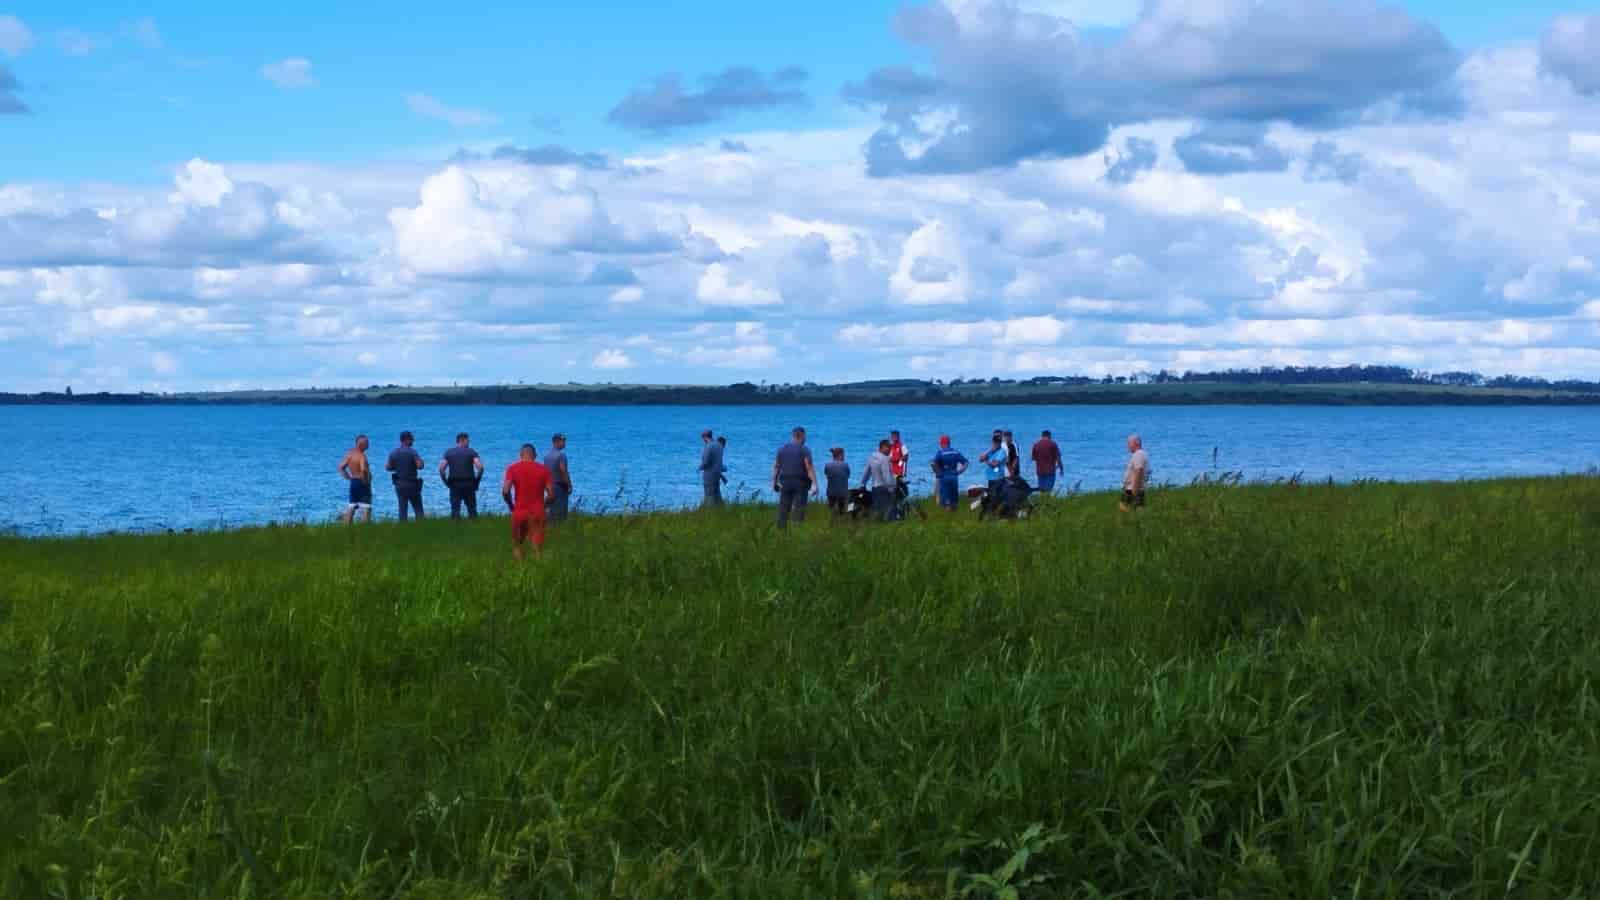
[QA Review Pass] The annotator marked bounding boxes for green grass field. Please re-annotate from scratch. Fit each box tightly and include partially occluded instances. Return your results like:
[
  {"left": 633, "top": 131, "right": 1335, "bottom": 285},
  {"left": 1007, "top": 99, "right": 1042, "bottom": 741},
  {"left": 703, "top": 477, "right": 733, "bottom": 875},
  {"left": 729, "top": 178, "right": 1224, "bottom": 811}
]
[{"left": 3, "top": 478, "right": 1599, "bottom": 898}]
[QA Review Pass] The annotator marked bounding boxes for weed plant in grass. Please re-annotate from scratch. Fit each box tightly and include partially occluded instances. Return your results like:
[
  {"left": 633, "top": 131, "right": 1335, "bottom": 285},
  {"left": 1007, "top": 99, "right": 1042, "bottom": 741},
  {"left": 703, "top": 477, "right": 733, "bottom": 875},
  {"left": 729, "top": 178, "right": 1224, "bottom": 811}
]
[{"left": 2, "top": 478, "right": 1599, "bottom": 898}]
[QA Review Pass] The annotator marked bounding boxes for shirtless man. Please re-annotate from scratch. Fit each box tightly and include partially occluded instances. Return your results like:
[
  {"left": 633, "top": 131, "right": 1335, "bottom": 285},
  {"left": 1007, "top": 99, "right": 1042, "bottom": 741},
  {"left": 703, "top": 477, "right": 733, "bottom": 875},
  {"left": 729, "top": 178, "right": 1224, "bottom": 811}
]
[{"left": 338, "top": 434, "right": 373, "bottom": 523}]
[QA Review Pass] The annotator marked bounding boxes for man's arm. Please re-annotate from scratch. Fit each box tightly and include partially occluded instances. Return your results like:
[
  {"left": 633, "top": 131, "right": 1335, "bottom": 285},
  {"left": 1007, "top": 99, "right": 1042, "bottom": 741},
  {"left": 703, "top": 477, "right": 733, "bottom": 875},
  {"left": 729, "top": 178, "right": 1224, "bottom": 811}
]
[
  {"left": 771, "top": 455, "right": 781, "bottom": 487},
  {"left": 559, "top": 459, "right": 572, "bottom": 488},
  {"left": 806, "top": 457, "right": 820, "bottom": 495},
  {"left": 1132, "top": 457, "right": 1148, "bottom": 493},
  {"left": 385, "top": 452, "right": 395, "bottom": 472},
  {"left": 339, "top": 453, "right": 353, "bottom": 480},
  {"left": 438, "top": 459, "right": 450, "bottom": 478},
  {"left": 473, "top": 452, "right": 484, "bottom": 478},
  {"left": 501, "top": 474, "right": 514, "bottom": 508}
]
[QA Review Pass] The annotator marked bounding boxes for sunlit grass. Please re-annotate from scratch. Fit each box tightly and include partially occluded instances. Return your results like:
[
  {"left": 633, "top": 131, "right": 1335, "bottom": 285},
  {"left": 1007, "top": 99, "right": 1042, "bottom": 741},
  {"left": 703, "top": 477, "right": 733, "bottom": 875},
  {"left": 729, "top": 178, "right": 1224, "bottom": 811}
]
[{"left": 2, "top": 477, "right": 1598, "bottom": 897}]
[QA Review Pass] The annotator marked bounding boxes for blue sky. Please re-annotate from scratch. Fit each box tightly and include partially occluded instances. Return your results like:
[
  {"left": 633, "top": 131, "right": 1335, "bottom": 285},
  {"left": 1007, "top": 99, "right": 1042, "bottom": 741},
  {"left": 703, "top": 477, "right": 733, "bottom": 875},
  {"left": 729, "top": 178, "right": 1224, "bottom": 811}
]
[{"left": 5, "top": 1, "right": 1600, "bottom": 390}]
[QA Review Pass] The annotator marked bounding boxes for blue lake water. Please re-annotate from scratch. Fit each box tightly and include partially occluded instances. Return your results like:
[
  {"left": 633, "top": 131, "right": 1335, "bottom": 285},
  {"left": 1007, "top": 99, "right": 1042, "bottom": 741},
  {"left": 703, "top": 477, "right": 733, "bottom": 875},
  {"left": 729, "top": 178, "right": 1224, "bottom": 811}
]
[{"left": 2, "top": 404, "right": 1598, "bottom": 536}]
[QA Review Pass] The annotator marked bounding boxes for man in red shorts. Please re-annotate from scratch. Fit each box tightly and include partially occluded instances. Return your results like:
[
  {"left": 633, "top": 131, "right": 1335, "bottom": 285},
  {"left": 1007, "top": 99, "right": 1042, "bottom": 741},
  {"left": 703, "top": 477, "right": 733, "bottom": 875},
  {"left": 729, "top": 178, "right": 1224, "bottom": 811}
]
[{"left": 501, "top": 443, "right": 554, "bottom": 561}]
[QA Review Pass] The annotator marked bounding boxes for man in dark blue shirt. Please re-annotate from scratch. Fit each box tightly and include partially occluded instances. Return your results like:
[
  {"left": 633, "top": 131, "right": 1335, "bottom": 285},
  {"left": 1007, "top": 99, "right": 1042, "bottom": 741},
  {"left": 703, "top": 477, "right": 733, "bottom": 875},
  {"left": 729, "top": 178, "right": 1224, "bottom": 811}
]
[
  {"left": 439, "top": 432, "right": 483, "bottom": 519},
  {"left": 386, "top": 430, "right": 426, "bottom": 521},
  {"left": 770, "top": 426, "right": 818, "bottom": 529}
]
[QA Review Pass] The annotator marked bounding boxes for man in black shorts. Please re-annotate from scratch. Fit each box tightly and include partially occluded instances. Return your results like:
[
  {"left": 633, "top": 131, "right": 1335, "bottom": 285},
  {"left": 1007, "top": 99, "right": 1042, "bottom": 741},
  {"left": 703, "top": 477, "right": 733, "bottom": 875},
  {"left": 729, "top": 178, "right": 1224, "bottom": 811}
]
[{"left": 1121, "top": 433, "right": 1149, "bottom": 512}]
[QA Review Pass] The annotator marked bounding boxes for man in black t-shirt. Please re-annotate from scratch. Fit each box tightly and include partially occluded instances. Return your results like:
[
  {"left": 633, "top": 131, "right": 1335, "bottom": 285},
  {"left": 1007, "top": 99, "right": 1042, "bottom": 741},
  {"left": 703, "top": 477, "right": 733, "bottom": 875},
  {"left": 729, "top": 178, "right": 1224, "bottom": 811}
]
[{"left": 439, "top": 432, "right": 484, "bottom": 519}]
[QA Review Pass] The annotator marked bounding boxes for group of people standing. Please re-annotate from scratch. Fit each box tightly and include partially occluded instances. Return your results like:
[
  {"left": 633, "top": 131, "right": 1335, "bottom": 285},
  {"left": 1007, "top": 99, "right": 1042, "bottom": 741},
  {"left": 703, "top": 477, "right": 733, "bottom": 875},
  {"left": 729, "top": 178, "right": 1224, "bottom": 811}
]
[
  {"left": 337, "top": 430, "right": 575, "bottom": 558},
  {"left": 333, "top": 424, "right": 1153, "bottom": 547},
  {"left": 743, "top": 425, "right": 1151, "bottom": 527}
]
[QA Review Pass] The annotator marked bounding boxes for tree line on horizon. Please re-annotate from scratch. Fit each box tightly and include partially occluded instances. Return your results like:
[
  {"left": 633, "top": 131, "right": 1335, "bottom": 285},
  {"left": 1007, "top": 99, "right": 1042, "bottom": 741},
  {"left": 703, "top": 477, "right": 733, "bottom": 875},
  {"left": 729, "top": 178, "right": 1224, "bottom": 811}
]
[{"left": 5, "top": 364, "right": 1600, "bottom": 405}]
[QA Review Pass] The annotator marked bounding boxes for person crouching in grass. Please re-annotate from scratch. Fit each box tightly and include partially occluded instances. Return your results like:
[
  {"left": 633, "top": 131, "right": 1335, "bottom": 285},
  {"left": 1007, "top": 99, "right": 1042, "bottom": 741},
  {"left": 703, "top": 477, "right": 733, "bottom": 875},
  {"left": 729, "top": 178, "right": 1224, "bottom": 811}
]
[{"left": 502, "top": 443, "right": 554, "bottom": 561}]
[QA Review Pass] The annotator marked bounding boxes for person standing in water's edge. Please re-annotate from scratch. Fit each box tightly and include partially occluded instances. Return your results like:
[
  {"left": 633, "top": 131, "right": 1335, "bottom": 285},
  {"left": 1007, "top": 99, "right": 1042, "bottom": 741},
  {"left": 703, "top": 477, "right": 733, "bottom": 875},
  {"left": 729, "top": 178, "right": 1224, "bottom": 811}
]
[
  {"left": 772, "top": 426, "right": 819, "bottom": 529},
  {"left": 339, "top": 434, "right": 373, "bottom": 523}
]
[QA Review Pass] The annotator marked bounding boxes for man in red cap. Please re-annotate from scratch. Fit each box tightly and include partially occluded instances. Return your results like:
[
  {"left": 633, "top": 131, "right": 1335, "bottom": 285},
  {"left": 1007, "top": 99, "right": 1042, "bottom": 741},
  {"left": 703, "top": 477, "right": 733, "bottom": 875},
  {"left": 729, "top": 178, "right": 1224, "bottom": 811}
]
[{"left": 928, "top": 435, "right": 968, "bottom": 511}]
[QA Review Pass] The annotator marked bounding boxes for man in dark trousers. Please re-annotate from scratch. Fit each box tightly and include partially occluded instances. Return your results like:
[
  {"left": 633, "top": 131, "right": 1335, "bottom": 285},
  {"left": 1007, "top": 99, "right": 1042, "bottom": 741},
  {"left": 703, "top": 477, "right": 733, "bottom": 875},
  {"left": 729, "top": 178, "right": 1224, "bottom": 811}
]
[
  {"left": 771, "top": 426, "right": 819, "bottom": 529},
  {"left": 439, "top": 432, "right": 484, "bottom": 519},
  {"left": 699, "top": 429, "right": 724, "bottom": 507},
  {"left": 544, "top": 433, "right": 573, "bottom": 523},
  {"left": 386, "top": 430, "right": 426, "bottom": 521}
]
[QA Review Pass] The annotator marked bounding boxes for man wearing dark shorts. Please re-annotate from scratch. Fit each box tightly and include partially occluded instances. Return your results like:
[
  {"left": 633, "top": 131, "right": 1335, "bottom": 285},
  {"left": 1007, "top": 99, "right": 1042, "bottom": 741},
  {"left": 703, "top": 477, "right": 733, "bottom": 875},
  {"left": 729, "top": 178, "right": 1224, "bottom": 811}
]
[
  {"left": 339, "top": 434, "right": 373, "bottom": 523},
  {"left": 1121, "top": 433, "right": 1149, "bottom": 512},
  {"left": 502, "top": 444, "right": 554, "bottom": 561},
  {"left": 771, "top": 426, "right": 818, "bottom": 529},
  {"left": 440, "top": 432, "right": 484, "bottom": 520},
  {"left": 386, "top": 431, "right": 425, "bottom": 521}
]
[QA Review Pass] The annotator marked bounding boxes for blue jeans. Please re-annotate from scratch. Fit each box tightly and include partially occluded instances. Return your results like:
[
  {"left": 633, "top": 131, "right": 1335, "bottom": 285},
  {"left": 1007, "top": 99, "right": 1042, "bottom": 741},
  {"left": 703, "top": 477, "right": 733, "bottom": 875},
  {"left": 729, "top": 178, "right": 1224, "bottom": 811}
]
[
  {"left": 937, "top": 475, "right": 960, "bottom": 508},
  {"left": 1036, "top": 473, "right": 1056, "bottom": 493}
]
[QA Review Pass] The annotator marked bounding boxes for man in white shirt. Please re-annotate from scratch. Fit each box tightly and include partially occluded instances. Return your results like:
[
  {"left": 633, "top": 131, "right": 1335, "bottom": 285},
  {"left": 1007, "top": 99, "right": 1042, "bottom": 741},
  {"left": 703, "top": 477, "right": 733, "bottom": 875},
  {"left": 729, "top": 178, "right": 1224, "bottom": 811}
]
[{"left": 1120, "top": 433, "right": 1149, "bottom": 512}]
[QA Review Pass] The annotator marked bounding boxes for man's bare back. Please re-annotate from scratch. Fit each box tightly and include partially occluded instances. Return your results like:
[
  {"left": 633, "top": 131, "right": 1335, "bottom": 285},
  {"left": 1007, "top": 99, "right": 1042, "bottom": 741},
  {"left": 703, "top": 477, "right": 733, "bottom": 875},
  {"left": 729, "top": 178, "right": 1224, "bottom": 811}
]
[
  {"left": 340, "top": 437, "right": 374, "bottom": 522},
  {"left": 340, "top": 448, "right": 371, "bottom": 483}
]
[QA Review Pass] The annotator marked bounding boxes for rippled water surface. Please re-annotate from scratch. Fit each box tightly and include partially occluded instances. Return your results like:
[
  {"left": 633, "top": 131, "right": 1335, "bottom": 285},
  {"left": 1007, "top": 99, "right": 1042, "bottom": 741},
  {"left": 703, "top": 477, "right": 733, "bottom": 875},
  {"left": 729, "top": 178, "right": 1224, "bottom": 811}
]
[{"left": 3, "top": 404, "right": 1597, "bottom": 535}]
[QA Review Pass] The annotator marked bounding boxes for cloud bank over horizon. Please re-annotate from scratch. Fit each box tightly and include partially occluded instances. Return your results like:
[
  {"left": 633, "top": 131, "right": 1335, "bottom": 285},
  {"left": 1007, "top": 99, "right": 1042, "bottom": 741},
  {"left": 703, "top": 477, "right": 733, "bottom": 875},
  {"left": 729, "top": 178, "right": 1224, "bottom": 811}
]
[{"left": 4, "top": 2, "right": 1600, "bottom": 393}]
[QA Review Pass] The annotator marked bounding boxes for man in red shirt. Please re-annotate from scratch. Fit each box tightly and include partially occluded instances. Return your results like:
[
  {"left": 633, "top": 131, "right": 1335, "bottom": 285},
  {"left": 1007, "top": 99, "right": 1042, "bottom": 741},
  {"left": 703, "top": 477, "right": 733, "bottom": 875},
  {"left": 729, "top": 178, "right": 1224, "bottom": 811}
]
[
  {"left": 1031, "top": 429, "right": 1064, "bottom": 493},
  {"left": 501, "top": 443, "right": 555, "bottom": 561},
  {"left": 888, "top": 429, "right": 910, "bottom": 491}
]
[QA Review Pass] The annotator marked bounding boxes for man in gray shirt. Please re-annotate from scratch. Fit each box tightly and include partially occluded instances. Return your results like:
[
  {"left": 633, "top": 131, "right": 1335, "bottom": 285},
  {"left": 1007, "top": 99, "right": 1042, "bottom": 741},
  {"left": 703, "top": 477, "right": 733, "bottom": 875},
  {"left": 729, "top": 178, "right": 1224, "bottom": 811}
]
[
  {"left": 699, "top": 429, "right": 724, "bottom": 507},
  {"left": 771, "top": 426, "right": 818, "bottom": 529},
  {"left": 823, "top": 447, "right": 851, "bottom": 518},
  {"left": 543, "top": 433, "right": 573, "bottom": 523},
  {"left": 862, "top": 439, "right": 896, "bottom": 522}
]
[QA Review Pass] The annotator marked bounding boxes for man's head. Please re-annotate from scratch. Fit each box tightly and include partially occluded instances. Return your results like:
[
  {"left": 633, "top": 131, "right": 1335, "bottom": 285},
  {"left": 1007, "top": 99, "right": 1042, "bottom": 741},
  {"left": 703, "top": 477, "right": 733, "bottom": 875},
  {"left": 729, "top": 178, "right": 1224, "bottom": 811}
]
[
  {"left": 1041, "top": 429, "right": 1052, "bottom": 438},
  {"left": 831, "top": 447, "right": 844, "bottom": 460},
  {"left": 717, "top": 436, "right": 727, "bottom": 446},
  {"left": 939, "top": 435, "right": 950, "bottom": 448},
  {"left": 991, "top": 434, "right": 1003, "bottom": 447},
  {"left": 520, "top": 443, "right": 537, "bottom": 460},
  {"left": 701, "top": 429, "right": 713, "bottom": 442},
  {"left": 456, "top": 432, "right": 469, "bottom": 446},
  {"left": 792, "top": 426, "right": 806, "bottom": 443},
  {"left": 1003, "top": 429, "right": 1014, "bottom": 441},
  {"left": 1127, "top": 433, "right": 1142, "bottom": 452},
  {"left": 890, "top": 430, "right": 901, "bottom": 442},
  {"left": 355, "top": 434, "right": 369, "bottom": 451},
  {"left": 400, "top": 430, "right": 414, "bottom": 446},
  {"left": 878, "top": 439, "right": 892, "bottom": 453},
  {"left": 552, "top": 433, "right": 566, "bottom": 449}
]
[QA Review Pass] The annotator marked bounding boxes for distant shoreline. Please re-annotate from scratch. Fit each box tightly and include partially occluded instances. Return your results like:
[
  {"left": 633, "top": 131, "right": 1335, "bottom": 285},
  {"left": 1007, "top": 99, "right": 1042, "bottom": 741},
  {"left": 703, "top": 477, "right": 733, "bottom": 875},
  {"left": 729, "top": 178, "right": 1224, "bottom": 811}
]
[{"left": 8, "top": 380, "right": 1600, "bottom": 407}]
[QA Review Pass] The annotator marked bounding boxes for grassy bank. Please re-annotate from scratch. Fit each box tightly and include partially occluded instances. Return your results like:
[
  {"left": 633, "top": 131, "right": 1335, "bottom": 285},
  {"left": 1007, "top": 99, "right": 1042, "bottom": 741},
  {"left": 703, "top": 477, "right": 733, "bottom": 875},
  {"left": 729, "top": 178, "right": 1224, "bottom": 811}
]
[{"left": 2, "top": 478, "right": 1599, "bottom": 897}]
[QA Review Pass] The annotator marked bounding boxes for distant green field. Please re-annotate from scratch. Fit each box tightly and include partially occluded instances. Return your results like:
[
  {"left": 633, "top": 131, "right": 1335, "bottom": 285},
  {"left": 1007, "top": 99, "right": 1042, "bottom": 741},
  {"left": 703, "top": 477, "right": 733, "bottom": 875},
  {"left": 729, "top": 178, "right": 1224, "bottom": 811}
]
[{"left": 3, "top": 479, "right": 1599, "bottom": 897}]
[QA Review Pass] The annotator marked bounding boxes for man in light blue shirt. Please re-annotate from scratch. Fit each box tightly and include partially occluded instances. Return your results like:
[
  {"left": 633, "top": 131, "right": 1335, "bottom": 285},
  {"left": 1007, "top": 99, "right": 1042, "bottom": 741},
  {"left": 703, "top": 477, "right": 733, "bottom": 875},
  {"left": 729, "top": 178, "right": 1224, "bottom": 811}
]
[{"left": 980, "top": 433, "right": 1007, "bottom": 498}]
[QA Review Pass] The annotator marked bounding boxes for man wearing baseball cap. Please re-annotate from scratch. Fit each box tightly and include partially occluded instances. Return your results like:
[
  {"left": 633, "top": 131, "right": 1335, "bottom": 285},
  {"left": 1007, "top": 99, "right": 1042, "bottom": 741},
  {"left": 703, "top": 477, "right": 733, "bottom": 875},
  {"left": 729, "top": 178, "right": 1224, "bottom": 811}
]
[{"left": 929, "top": 435, "right": 969, "bottom": 511}]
